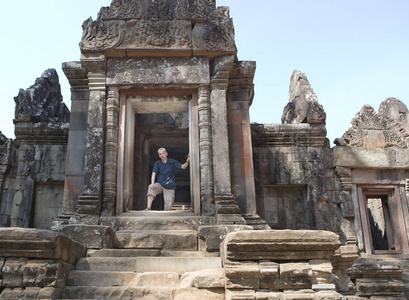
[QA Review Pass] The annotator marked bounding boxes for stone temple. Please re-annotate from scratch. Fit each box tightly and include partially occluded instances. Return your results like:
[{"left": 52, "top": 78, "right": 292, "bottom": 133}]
[{"left": 0, "top": 0, "right": 409, "bottom": 299}]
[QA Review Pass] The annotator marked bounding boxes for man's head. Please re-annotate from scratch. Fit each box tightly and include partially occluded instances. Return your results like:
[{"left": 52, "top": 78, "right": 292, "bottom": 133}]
[{"left": 157, "top": 148, "right": 168, "bottom": 161}]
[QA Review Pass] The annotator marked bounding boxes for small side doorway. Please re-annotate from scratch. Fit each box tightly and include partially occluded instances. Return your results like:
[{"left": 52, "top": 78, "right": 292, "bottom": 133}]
[{"left": 358, "top": 185, "right": 409, "bottom": 255}]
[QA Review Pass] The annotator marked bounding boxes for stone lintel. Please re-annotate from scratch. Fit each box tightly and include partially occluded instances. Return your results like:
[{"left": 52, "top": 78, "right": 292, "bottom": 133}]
[
  {"left": 62, "top": 61, "right": 87, "bottom": 81},
  {"left": 0, "top": 228, "right": 86, "bottom": 265},
  {"left": 56, "top": 225, "right": 114, "bottom": 249},
  {"left": 13, "top": 122, "right": 69, "bottom": 146},
  {"left": 221, "top": 230, "right": 341, "bottom": 262},
  {"left": 106, "top": 57, "right": 210, "bottom": 86},
  {"left": 80, "top": 52, "right": 106, "bottom": 73},
  {"left": 334, "top": 146, "right": 409, "bottom": 169},
  {"left": 251, "top": 123, "right": 327, "bottom": 147}
]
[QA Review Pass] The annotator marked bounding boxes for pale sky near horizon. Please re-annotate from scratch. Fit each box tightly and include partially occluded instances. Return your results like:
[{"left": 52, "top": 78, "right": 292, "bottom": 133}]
[{"left": 1, "top": 0, "right": 408, "bottom": 145}]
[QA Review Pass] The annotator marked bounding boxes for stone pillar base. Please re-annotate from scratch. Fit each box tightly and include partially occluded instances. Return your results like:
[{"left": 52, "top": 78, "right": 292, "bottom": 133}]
[
  {"left": 215, "top": 194, "right": 246, "bottom": 225},
  {"left": 77, "top": 193, "right": 100, "bottom": 215},
  {"left": 243, "top": 214, "right": 271, "bottom": 230},
  {"left": 217, "top": 214, "right": 246, "bottom": 225}
]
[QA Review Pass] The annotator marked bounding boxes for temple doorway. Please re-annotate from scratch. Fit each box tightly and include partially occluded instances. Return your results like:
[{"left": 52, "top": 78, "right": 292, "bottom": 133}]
[
  {"left": 133, "top": 112, "right": 191, "bottom": 211},
  {"left": 116, "top": 89, "right": 200, "bottom": 215}
]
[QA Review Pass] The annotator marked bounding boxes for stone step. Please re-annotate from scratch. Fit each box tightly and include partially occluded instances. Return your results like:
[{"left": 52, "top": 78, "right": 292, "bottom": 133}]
[
  {"left": 67, "top": 271, "right": 182, "bottom": 287},
  {"left": 87, "top": 248, "right": 161, "bottom": 257},
  {"left": 114, "top": 230, "right": 198, "bottom": 250},
  {"left": 76, "top": 256, "right": 221, "bottom": 274},
  {"left": 101, "top": 215, "right": 215, "bottom": 231},
  {"left": 136, "top": 257, "right": 222, "bottom": 273},
  {"left": 67, "top": 271, "right": 135, "bottom": 287},
  {"left": 76, "top": 257, "right": 138, "bottom": 272},
  {"left": 87, "top": 248, "right": 209, "bottom": 258},
  {"left": 63, "top": 286, "right": 173, "bottom": 300}
]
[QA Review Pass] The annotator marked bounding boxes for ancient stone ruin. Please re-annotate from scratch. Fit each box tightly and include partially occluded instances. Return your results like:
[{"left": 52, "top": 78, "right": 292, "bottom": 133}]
[{"left": 0, "top": 0, "right": 408, "bottom": 299}]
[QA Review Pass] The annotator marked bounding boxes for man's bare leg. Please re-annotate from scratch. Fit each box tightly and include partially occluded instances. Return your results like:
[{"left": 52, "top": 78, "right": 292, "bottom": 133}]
[{"left": 146, "top": 194, "right": 154, "bottom": 210}]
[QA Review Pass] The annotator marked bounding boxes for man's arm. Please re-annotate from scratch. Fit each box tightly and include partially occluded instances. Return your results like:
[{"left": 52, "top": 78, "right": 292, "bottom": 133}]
[
  {"left": 181, "top": 153, "right": 190, "bottom": 170},
  {"left": 149, "top": 172, "right": 156, "bottom": 189}
]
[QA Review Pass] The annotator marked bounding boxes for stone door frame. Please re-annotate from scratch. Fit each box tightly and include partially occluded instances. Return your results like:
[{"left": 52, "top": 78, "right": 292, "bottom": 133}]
[
  {"left": 115, "top": 88, "right": 201, "bottom": 215},
  {"left": 357, "top": 185, "right": 409, "bottom": 256}
]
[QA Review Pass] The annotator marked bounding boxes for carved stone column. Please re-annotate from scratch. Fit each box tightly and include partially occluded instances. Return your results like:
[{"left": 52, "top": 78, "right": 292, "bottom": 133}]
[
  {"left": 76, "top": 71, "right": 106, "bottom": 221},
  {"left": 210, "top": 55, "right": 245, "bottom": 225},
  {"left": 198, "top": 87, "right": 215, "bottom": 215},
  {"left": 63, "top": 62, "right": 89, "bottom": 211},
  {"left": 227, "top": 61, "right": 270, "bottom": 230},
  {"left": 102, "top": 89, "right": 119, "bottom": 216}
]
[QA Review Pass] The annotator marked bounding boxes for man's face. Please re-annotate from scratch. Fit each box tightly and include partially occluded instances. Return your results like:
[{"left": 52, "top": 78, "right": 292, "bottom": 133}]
[{"left": 158, "top": 150, "right": 168, "bottom": 161}]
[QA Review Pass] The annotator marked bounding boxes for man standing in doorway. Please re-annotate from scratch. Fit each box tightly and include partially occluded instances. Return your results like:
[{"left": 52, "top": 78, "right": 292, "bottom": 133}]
[{"left": 144, "top": 148, "right": 190, "bottom": 211}]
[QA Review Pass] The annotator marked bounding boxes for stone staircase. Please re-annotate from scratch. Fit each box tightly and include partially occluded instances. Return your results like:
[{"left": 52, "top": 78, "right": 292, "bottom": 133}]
[{"left": 62, "top": 211, "right": 225, "bottom": 299}]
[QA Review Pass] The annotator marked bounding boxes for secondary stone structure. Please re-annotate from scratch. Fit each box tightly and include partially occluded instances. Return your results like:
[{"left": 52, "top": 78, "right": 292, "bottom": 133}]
[{"left": 0, "top": 0, "right": 408, "bottom": 299}]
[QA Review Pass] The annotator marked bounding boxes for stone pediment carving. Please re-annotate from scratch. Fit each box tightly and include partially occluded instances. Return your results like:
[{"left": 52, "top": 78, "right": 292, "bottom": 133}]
[
  {"left": 80, "top": 0, "right": 235, "bottom": 52},
  {"left": 337, "top": 99, "right": 409, "bottom": 148}
]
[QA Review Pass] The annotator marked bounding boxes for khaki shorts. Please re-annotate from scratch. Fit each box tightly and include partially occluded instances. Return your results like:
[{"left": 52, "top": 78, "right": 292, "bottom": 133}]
[{"left": 147, "top": 183, "right": 175, "bottom": 211}]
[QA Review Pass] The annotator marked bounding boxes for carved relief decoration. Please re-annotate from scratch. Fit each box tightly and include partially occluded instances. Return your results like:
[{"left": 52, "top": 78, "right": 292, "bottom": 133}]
[
  {"left": 124, "top": 20, "right": 191, "bottom": 48},
  {"left": 80, "top": 0, "right": 235, "bottom": 52},
  {"left": 97, "top": 0, "right": 147, "bottom": 20},
  {"left": 0, "top": 139, "right": 12, "bottom": 165},
  {"left": 192, "top": 6, "right": 235, "bottom": 51},
  {"left": 338, "top": 104, "right": 408, "bottom": 148},
  {"left": 175, "top": 0, "right": 214, "bottom": 21},
  {"left": 80, "top": 18, "right": 126, "bottom": 50}
]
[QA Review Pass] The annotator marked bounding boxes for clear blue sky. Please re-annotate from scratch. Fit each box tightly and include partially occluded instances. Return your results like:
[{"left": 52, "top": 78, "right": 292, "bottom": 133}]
[{"left": 1, "top": 1, "right": 408, "bottom": 144}]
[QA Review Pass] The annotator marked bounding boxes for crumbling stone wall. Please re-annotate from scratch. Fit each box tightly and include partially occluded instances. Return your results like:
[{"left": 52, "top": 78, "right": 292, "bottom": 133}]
[
  {"left": 0, "top": 69, "right": 69, "bottom": 229},
  {"left": 252, "top": 71, "right": 343, "bottom": 235},
  {"left": 0, "top": 228, "right": 86, "bottom": 299}
]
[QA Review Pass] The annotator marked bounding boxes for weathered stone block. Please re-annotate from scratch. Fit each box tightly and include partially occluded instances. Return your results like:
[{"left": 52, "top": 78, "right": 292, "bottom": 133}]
[
  {"left": 225, "top": 261, "right": 260, "bottom": 289},
  {"left": 2, "top": 258, "right": 27, "bottom": 287},
  {"left": 22, "top": 260, "right": 71, "bottom": 288},
  {"left": 180, "top": 268, "right": 225, "bottom": 289},
  {"left": 255, "top": 290, "right": 282, "bottom": 300},
  {"left": 63, "top": 286, "right": 132, "bottom": 300},
  {"left": 173, "top": 287, "right": 225, "bottom": 300},
  {"left": 225, "top": 289, "right": 255, "bottom": 300},
  {"left": 67, "top": 270, "right": 134, "bottom": 287},
  {"left": 133, "top": 272, "right": 180, "bottom": 288},
  {"left": 355, "top": 278, "right": 405, "bottom": 296},
  {"left": 332, "top": 245, "right": 358, "bottom": 270},
  {"left": 0, "top": 228, "right": 86, "bottom": 265},
  {"left": 114, "top": 230, "right": 197, "bottom": 250},
  {"left": 0, "top": 287, "right": 41, "bottom": 299},
  {"left": 279, "top": 262, "right": 313, "bottom": 290},
  {"left": 76, "top": 257, "right": 137, "bottom": 272},
  {"left": 221, "top": 230, "right": 341, "bottom": 262},
  {"left": 310, "top": 260, "right": 334, "bottom": 285},
  {"left": 334, "top": 147, "right": 409, "bottom": 168},
  {"left": 259, "top": 261, "right": 280, "bottom": 290},
  {"left": 37, "top": 287, "right": 63, "bottom": 299},
  {"left": 198, "top": 225, "right": 253, "bottom": 252},
  {"left": 57, "top": 224, "right": 114, "bottom": 249}
]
